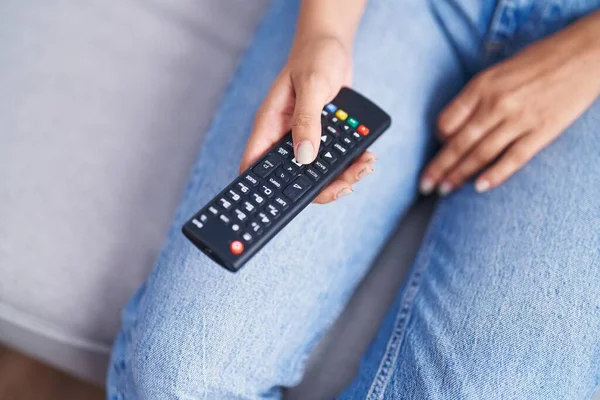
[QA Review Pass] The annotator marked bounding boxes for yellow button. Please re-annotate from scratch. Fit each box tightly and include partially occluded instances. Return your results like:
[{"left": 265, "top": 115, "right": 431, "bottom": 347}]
[{"left": 335, "top": 109, "right": 348, "bottom": 120}]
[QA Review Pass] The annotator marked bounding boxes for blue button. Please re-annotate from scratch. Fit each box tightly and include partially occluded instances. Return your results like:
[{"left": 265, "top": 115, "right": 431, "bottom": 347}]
[{"left": 325, "top": 103, "right": 337, "bottom": 113}]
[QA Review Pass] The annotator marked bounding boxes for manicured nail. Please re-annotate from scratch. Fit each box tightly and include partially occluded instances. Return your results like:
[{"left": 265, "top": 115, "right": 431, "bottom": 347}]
[
  {"left": 438, "top": 181, "right": 453, "bottom": 196},
  {"left": 296, "top": 141, "right": 315, "bottom": 164},
  {"left": 419, "top": 177, "right": 435, "bottom": 195},
  {"left": 475, "top": 179, "right": 490, "bottom": 193},
  {"left": 335, "top": 188, "right": 353, "bottom": 200},
  {"left": 357, "top": 167, "right": 373, "bottom": 180}
]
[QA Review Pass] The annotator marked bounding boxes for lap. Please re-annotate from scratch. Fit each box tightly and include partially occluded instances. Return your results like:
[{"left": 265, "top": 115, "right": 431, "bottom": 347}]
[
  {"left": 108, "top": 0, "right": 466, "bottom": 398},
  {"left": 343, "top": 99, "right": 600, "bottom": 399}
]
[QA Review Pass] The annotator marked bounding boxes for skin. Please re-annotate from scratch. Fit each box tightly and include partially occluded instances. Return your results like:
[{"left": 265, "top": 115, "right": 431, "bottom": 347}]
[
  {"left": 239, "top": 0, "right": 369, "bottom": 204},
  {"left": 421, "top": 11, "right": 600, "bottom": 196},
  {"left": 241, "top": 2, "right": 600, "bottom": 204}
]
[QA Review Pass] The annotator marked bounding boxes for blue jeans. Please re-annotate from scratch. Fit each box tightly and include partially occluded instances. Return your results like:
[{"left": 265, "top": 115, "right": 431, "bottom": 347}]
[{"left": 108, "top": 0, "right": 600, "bottom": 398}]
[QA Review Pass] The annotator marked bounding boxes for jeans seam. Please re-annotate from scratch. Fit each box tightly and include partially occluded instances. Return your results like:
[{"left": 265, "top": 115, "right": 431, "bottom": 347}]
[
  {"left": 487, "top": 0, "right": 516, "bottom": 39},
  {"left": 364, "top": 206, "right": 444, "bottom": 400}
]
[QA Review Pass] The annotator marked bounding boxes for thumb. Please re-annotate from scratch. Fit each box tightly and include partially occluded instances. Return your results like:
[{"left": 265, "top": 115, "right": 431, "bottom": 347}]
[{"left": 291, "top": 75, "right": 334, "bottom": 164}]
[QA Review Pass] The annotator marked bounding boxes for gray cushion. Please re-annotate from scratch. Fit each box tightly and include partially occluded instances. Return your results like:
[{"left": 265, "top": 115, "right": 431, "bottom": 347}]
[
  {"left": 0, "top": 0, "right": 269, "bottom": 380},
  {"left": 0, "top": 0, "right": 433, "bottom": 397}
]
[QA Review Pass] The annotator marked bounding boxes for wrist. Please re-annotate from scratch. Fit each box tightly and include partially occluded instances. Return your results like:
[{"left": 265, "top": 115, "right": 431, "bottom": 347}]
[
  {"left": 294, "top": 0, "right": 365, "bottom": 54},
  {"left": 578, "top": 12, "right": 600, "bottom": 95},
  {"left": 292, "top": 31, "right": 353, "bottom": 55}
]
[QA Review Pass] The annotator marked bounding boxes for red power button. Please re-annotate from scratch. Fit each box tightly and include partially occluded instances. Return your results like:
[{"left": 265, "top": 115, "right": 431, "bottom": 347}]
[
  {"left": 357, "top": 125, "right": 370, "bottom": 136},
  {"left": 230, "top": 240, "right": 244, "bottom": 255}
]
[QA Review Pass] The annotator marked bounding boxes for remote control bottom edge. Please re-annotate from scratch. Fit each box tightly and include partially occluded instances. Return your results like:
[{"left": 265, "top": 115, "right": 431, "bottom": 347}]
[{"left": 182, "top": 226, "right": 238, "bottom": 272}]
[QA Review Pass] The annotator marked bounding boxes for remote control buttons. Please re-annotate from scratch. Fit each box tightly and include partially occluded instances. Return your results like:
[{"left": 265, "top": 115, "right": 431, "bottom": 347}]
[
  {"left": 236, "top": 182, "right": 251, "bottom": 194},
  {"left": 191, "top": 219, "right": 204, "bottom": 229},
  {"left": 242, "top": 232, "right": 253, "bottom": 243},
  {"left": 231, "top": 224, "right": 241, "bottom": 232},
  {"left": 274, "top": 196, "right": 289, "bottom": 210},
  {"left": 341, "top": 136, "right": 355, "bottom": 148},
  {"left": 230, "top": 240, "right": 244, "bottom": 255},
  {"left": 313, "top": 159, "right": 328, "bottom": 174},
  {"left": 243, "top": 173, "right": 259, "bottom": 187},
  {"left": 275, "top": 146, "right": 291, "bottom": 158},
  {"left": 322, "top": 150, "right": 337, "bottom": 164},
  {"left": 253, "top": 155, "right": 281, "bottom": 178},
  {"left": 352, "top": 131, "right": 363, "bottom": 141},
  {"left": 283, "top": 176, "right": 312, "bottom": 201},
  {"left": 266, "top": 204, "right": 280, "bottom": 219},
  {"left": 333, "top": 142, "right": 348, "bottom": 156},
  {"left": 305, "top": 168, "right": 320, "bottom": 181},
  {"left": 242, "top": 201, "right": 256, "bottom": 214},
  {"left": 339, "top": 123, "right": 352, "bottom": 133},
  {"left": 208, "top": 206, "right": 219, "bottom": 215},
  {"left": 273, "top": 167, "right": 292, "bottom": 183},
  {"left": 260, "top": 185, "right": 274, "bottom": 198},
  {"left": 357, "top": 125, "right": 370, "bottom": 136},
  {"left": 218, "top": 197, "right": 233, "bottom": 210},
  {"left": 233, "top": 209, "right": 247, "bottom": 222},
  {"left": 251, "top": 193, "right": 265, "bottom": 205},
  {"left": 227, "top": 189, "right": 242, "bottom": 202},
  {"left": 249, "top": 221, "right": 263, "bottom": 235},
  {"left": 325, "top": 103, "right": 338, "bottom": 113},
  {"left": 283, "top": 162, "right": 299, "bottom": 175},
  {"left": 257, "top": 212, "right": 271, "bottom": 226},
  {"left": 325, "top": 126, "right": 339, "bottom": 136},
  {"left": 347, "top": 117, "right": 359, "bottom": 128},
  {"left": 335, "top": 109, "right": 348, "bottom": 120},
  {"left": 268, "top": 176, "right": 283, "bottom": 189},
  {"left": 320, "top": 132, "right": 333, "bottom": 146}
]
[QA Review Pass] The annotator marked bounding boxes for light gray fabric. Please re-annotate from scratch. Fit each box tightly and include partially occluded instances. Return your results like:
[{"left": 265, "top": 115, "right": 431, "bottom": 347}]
[
  {"left": 0, "top": 0, "right": 435, "bottom": 397},
  {"left": 0, "top": 0, "right": 269, "bottom": 345},
  {"left": 0, "top": 0, "right": 269, "bottom": 379}
]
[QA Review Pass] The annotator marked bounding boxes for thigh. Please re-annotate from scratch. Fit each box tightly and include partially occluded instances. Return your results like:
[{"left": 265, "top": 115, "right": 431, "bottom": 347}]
[
  {"left": 108, "top": 0, "right": 466, "bottom": 398},
  {"left": 343, "top": 99, "right": 600, "bottom": 399}
]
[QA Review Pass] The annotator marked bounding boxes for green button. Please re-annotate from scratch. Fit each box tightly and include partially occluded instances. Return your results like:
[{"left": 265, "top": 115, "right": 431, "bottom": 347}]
[{"left": 347, "top": 117, "right": 359, "bottom": 128}]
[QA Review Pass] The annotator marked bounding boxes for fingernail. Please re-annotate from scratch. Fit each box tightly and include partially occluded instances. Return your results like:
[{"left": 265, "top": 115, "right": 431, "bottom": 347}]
[
  {"left": 367, "top": 157, "right": 378, "bottom": 164},
  {"left": 357, "top": 167, "right": 373, "bottom": 180},
  {"left": 296, "top": 141, "right": 315, "bottom": 164},
  {"left": 335, "top": 188, "right": 353, "bottom": 200},
  {"left": 438, "top": 181, "right": 453, "bottom": 196},
  {"left": 419, "top": 177, "right": 435, "bottom": 195},
  {"left": 475, "top": 179, "right": 490, "bottom": 193}
]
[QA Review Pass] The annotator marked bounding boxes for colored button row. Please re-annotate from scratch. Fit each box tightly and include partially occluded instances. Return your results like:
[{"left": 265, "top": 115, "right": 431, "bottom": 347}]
[{"left": 325, "top": 103, "right": 370, "bottom": 136}]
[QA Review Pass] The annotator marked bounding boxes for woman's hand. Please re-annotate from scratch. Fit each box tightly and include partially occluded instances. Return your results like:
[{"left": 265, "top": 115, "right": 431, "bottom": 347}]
[
  {"left": 240, "top": 0, "right": 370, "bottom": 204},
  {"left": 421, "top": 12, "right": 600, "bottom": 195},
  {"left": 239, "top": 35, "right": 375, "bottom": 203}
]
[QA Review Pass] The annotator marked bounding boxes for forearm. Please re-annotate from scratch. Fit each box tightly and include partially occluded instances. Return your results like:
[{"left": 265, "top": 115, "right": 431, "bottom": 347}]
[
  {"left": 566, "top": 10, "right": 600, "bottom": 94},
  {"left": 295, "top": 0, "right": 367, "bottom": 48}
]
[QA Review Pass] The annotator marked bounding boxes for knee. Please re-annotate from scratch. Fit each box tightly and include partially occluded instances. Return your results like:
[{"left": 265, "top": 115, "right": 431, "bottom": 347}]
[
  {"left": 129, "top": 305, "right": 257, "bottom": 399},
  {"left": 125, "top": 255, "right": 300, "bottom": 398}
]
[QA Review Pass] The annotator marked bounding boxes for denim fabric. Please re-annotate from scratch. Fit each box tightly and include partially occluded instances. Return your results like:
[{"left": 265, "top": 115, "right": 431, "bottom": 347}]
[
  {"left": 107, "top": 0, "right": 600, "bottom": 398},
  {"left": 338, "top": 1, "right": 600, "bottom": 398},
  {"left": 486, "top": 0, "right": 600, "bottom": 60}
]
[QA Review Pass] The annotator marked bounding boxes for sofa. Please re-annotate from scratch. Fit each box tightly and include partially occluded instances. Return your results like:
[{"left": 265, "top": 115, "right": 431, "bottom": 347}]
[{"left": 0, "top": 1, "right": 435, "bottom": 398}]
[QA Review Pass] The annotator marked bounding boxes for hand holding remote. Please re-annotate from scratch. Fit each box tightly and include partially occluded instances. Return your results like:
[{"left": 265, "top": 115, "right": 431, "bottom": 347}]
[
  {"left": 239, "top": 35, "right": 376, "bottom": 204},
  {"left": 183, "top": 1, "right": 389, "bottom": 272},
  {"left": 184, "top": 87, "right": 391, "bottom": 272}
]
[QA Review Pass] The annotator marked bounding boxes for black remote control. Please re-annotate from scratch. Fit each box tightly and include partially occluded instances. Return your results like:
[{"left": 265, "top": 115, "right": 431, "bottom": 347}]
[{"left": 182, "top": 87, "right": 391, "bottom": 272}]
